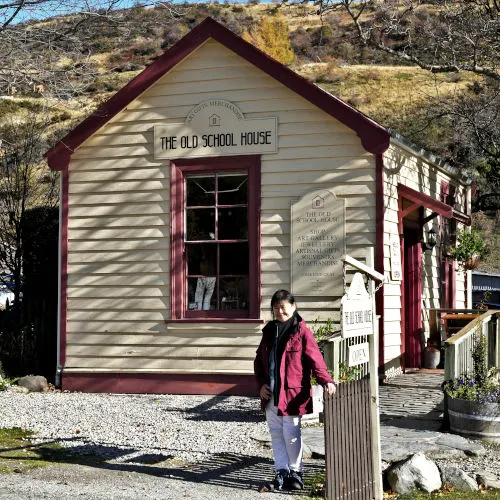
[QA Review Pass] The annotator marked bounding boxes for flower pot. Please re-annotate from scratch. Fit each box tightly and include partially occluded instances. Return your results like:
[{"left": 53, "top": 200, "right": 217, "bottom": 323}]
[
  {"left": 423, "top": 347, "right": 440, "bottom": 369},
  {"left": 463, "top": 254, "right": 481, "bottom": 270},
  {"left": 446, "top": 394, "right": 500, "bottom": 443}
]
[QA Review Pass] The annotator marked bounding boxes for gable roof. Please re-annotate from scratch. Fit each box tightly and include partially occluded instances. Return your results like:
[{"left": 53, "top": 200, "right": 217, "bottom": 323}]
[{"left": 46, "top": 16, "right": 390, "bottom": 171}]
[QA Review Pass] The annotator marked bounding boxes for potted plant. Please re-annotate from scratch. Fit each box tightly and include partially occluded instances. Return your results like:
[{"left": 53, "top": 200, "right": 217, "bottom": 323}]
[
  {"left": 442, "top": 333, "right": 500, "bottom": 442},
  {"left": 449, "top": 228, "right": 486, "bottom": 270}
]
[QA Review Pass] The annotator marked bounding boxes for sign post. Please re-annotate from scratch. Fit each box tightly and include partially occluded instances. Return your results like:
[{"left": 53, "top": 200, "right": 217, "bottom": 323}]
[{"left": 341, "top": 250, "right": 384, "bottom": 500}]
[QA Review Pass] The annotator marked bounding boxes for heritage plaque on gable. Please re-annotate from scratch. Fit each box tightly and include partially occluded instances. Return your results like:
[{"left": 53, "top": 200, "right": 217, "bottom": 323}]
[
  {"left": 154, "top": 99, "right": 277, "bottom": 159},
  {"left": 291, "top": 189, "right": 345, "bottom": 296}
]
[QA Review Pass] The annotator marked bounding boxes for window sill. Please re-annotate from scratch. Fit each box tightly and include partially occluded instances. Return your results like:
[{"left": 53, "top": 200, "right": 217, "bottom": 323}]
[{"left": 165, "top": 318, "right": 264, "bottom": 324}]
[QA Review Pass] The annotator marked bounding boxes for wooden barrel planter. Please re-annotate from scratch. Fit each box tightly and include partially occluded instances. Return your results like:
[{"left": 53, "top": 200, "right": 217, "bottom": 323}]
[{"left": 446, "top": 395, "right": 500, "bottom": 443}]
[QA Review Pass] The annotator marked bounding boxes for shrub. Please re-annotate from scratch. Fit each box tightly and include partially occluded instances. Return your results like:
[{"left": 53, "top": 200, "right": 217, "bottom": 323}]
[
  {"left": 442, "top": 333, "right": 500, "bottom": 403},
  {"left": 449, "top": 227, "right": 486, "bottom": 266}
]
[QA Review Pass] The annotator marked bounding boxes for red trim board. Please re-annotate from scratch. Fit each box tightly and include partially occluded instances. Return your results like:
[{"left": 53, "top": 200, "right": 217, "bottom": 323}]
[{"left": 62, "top": 372, "right": 257, "bottom": 396}]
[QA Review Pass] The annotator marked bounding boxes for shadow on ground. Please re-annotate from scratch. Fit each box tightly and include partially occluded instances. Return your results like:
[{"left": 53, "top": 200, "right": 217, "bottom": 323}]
[{"left": 1, "top": 439, "right": 324, "bottom": 495}]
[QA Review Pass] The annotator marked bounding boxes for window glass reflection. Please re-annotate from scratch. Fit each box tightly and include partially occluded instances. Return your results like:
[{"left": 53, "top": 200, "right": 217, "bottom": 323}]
[
  {"left": 218, "top": 207, "right": 248, "bottom": 240},
  {"left": 218, "top": 174, "right": 247, "bottom": 205},
  {"left": 186, "top": 244, "right": 216, "bottom": 275},
  {"left": 220, "top": 244, "right": 248, "bottom": 274},
  {"left": 220, "top": 278, "right": 249, "bottom": 310},
  {"left": 186, "top": 208, "right": 215, "bottom": 241},
  {"left": 186, "top": 176, "right": 215, "bottom": 207}
]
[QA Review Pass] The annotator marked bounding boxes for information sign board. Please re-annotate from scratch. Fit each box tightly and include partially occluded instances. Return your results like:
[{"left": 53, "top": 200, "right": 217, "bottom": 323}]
[{"left": 291, "top": 189, "right": 345, "bottom": 296}]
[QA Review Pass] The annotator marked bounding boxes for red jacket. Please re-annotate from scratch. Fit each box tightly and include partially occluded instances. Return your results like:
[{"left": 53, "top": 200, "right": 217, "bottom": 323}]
[{"left": 254, "top": 315, "right": 333, "bottom": 416}]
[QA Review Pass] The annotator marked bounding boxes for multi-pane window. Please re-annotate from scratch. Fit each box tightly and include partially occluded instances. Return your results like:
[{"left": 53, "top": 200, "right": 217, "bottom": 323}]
[
  {"left": 186, "top": 173, "right": 249, "bottom": 314},
  {"left": 170, "top": 156, "right": 260, "bottom": 319}
]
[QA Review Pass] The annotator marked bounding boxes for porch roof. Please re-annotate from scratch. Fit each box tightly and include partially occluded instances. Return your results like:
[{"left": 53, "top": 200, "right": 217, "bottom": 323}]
[{"left": 398, "top": 184, "right": 471, "bottom": 226}]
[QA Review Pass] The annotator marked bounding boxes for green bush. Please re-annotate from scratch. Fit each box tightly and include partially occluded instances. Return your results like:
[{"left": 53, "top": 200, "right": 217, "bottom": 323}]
[{"left": 449, "top": 228, "right": 486, "bottom": 264}]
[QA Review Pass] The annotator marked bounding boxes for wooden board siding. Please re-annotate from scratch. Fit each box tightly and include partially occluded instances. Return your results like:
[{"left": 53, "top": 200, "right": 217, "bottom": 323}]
[
  {"left": 65, "top": 39, "right": 375, "bottom": 376},
  {"left": 382, "top": 143, "right": 468, "bottom": 370}
]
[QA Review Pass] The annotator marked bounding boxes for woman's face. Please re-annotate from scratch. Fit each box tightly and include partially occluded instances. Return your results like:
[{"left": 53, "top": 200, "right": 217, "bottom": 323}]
[{"left": 272, "top": 300, "right": 296, "bottom": 323}]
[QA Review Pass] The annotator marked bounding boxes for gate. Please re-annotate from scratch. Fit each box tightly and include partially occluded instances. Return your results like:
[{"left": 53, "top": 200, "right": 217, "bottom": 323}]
[
  {"left": 324, "top": 379, "right": 374, "bottom": 499},
  {"left": 322, "top": 252, "right": 383, "bottom": 500}
]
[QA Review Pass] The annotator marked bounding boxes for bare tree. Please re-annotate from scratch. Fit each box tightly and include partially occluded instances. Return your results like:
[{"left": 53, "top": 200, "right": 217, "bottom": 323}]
[
  {"left": 0, "top": 113, "right": 59, "bottom": 310},
  {"left": 287, "top": 0, "right": 499, "bottom": 204},
  {"left": 299, "top": 0, "right": 499, "bottom": 81},
  {"left": 0, "top": 0, "right": 136, "bottom": 97}
]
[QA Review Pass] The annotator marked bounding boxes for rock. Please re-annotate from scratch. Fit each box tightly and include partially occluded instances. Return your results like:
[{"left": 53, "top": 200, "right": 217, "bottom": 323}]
[
  {"left": 387, "top": 452, "right": 442, "bottom": 494},
  {"left": 435, "top": 433, "right": 486, "bottom": 457},
  {"left": 7, "top": 385, "right": 29, "bottom": 394},
  {"left": 440, "top": 465, "right": 478, "bottom": 491},
  {"left": 17, "top": 375, "right": 49, "bottom": 393},
  {"left": 476, "top": 471, "right": 500, "bottom": 490},
  {"left": 302, "top": 443, "right": 312, "bottom": 459}
]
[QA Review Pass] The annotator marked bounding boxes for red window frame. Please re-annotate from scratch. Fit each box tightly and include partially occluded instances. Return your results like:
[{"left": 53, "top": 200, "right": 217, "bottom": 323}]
[{"left": 170, "top": 155, "right": 261, "bottom": 320}]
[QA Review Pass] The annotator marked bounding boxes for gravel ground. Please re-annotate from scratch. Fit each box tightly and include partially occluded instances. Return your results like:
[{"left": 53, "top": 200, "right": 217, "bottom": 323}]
[
  {"left": 0, "top": 390, "right": 323, "bottom": 499},
  {"left": 0, "top": 391, "right": 269, "bottom": 462}
]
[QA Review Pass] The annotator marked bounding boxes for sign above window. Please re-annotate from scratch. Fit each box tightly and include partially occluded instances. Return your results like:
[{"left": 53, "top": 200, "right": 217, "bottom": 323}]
[{"left": 154, "top": 99, "right": 277, "bottom": 159}]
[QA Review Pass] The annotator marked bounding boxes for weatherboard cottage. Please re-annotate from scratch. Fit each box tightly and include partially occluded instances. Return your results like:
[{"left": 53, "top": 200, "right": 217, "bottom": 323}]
[{"left": 46, "top": 17, "right": 471, "bottom": 394}]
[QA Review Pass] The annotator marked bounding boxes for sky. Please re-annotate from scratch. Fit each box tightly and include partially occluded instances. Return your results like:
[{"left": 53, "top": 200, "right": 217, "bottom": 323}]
[{"left": 5, "top": 0, "right": 278, "bottom": 24}]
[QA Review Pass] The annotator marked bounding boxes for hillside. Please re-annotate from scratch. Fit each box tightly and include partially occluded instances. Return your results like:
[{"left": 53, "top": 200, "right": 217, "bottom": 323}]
[
  {"left": 0, "top": 2, "right": 497, "bottom": 271},
  {"left": 0, "top": 3, "right": 481, "bottom": 151}
]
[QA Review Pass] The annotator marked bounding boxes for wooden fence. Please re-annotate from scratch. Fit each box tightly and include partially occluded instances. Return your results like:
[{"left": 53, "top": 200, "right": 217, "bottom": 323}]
[
  {"left": 444, "top": 310, "right": 500, "bottom": 381},
  {"left": 324, "top": 378, "right": 375, "bottom": 500}
]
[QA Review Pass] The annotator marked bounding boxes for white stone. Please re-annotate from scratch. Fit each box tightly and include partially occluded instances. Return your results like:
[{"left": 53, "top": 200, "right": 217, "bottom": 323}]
[{"left": 387, "top": 452, "right": 442, "bottom": 493}]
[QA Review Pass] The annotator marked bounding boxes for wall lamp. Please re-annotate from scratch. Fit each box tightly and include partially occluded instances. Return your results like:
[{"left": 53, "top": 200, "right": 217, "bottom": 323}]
[{"left": 421, "top": 228, "right": 438, "bottom": 252}]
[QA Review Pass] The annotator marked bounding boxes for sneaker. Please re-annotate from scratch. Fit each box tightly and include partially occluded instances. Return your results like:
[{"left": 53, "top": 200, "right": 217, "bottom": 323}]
[
  {"left": 271, "top": 469, "right": 287, "bottom": 491},
  {"left": 287, "top": 470, "right": 304, "bottom": 490}
]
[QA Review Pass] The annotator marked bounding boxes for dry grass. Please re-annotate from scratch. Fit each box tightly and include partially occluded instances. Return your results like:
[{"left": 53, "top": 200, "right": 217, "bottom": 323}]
[{"left": 296, "top": 63, "right": 480, "bottom": 124}]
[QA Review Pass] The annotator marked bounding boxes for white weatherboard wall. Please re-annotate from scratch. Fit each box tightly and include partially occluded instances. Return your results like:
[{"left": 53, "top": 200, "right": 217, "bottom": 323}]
[
  {"left": 382, "top": 143, "right": 468, "bottom": 372},
  {"left": 65, "top": 39, "right": 377, "bottom": 376}
]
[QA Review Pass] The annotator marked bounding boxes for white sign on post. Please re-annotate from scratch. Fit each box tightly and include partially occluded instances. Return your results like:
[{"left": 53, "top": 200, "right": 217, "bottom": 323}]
[
  {"left": 341, "top": 272, "right": 374, "bottom": 338},
  {"left": 348, "top": 342, "right": 370, "bottom": 367}
]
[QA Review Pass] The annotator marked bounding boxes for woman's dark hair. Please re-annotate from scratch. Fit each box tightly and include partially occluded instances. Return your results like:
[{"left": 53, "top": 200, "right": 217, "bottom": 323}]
[{"left": 270, "top": 289, "right": 296, "bottom": 311}]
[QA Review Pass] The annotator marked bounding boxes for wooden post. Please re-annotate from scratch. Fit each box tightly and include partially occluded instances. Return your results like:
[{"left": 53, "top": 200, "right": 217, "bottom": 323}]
[{"left": 367, "top": 248, "right": 383, "bottom": 500}]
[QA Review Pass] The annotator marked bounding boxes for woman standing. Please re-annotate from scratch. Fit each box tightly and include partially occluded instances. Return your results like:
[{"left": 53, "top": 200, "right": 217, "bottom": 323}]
[{"left": 254, "top": 289, "right": 336, "bottom": 491}]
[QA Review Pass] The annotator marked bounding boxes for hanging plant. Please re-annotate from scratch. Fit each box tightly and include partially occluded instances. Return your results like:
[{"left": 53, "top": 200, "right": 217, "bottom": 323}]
[{"left": 449, "top": 228, "right": 486, "bottom": 270}]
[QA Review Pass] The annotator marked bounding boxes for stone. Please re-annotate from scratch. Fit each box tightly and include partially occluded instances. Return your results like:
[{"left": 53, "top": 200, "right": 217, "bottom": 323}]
[
  {"left": 476, "top": 471, "right": 500, "bottom": 490},
  {"left": 387, "top": 452, "right": 442, "bottom": 494},
  {"left": 17, "top": 375, "right": 49, "bottom": 393},
  {"left": 7, "top": 385, "right": 29, "bottom": 394},
  {"left": 302, "top": 443, "right": 312, "bottom": 459},
  {"left": 301, "top": 427, "right": 325, "bottom": 458},
  {"left": 434, "top": 432, "right": 486, "bottom": 457},
  {"left": 439, "top": 465, "right": 479, "bottom": 491}
]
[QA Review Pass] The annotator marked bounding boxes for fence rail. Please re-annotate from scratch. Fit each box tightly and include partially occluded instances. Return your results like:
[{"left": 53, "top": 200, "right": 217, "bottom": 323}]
[{"left": 444, "top": 310, "right": 500, "bottom": 381}]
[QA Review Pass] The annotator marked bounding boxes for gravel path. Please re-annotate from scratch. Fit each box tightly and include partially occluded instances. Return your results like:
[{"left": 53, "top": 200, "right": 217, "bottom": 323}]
[{"left": 0, "top": 391, "right": 322, "bottom": 499}]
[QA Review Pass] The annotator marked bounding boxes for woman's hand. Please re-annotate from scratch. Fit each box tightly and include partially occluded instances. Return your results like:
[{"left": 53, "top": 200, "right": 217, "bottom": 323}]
[
  {"left": 324, "top": 382, "right": 337, "bottom": 395},
  {"left": 260, "top": 384, "right": 271, "bottom": 400}
]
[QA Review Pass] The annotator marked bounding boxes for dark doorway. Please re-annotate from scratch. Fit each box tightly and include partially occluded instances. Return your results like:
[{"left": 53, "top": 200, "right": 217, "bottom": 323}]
[{"left": 403, "top": 223, "right": 422, "bottom": 369}]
